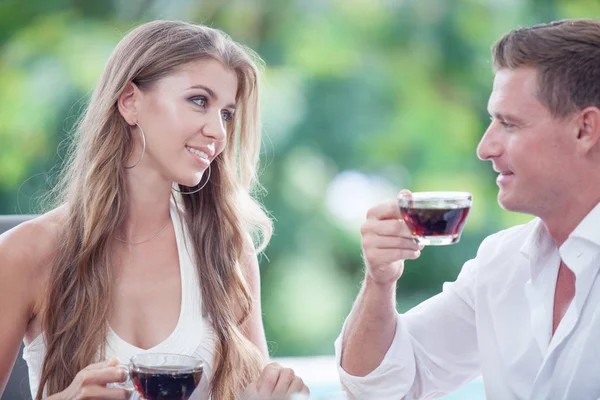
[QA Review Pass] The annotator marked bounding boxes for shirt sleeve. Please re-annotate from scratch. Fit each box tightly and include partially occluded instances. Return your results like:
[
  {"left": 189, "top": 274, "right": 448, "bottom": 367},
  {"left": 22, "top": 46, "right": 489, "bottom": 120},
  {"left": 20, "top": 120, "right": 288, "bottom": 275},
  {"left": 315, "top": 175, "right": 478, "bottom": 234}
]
[{"left": 335, "top": 252, "right": 482, "bottom": 399}]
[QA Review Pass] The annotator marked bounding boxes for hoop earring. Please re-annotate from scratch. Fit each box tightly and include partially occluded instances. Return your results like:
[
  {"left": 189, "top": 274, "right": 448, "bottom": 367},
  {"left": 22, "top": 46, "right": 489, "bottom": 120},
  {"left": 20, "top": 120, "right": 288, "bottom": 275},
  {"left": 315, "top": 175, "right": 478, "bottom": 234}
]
[
  {"left": 172, "top": 164, "right": 211, "bottom": 194},
  {"left": 124, "top": 122, "right": 146, "bottom": 169}
]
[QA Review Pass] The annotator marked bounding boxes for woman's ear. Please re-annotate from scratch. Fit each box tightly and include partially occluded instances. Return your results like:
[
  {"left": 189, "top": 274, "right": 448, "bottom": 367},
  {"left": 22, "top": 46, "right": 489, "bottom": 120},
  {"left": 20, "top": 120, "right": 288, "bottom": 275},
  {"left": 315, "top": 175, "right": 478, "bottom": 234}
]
[
  {"left": 117, "top": 82, "right": 139, "bottom": 125},
  {"left": 576, "top": 106, "right": 600, "bottom": 153}
]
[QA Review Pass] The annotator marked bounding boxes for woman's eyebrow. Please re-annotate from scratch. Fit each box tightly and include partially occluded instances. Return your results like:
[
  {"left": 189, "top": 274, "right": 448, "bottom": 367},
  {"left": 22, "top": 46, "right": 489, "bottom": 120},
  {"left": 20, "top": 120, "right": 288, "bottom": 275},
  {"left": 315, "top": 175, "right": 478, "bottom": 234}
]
[{"left": 188, "top": 84, "right": 236, "bottom": 109}]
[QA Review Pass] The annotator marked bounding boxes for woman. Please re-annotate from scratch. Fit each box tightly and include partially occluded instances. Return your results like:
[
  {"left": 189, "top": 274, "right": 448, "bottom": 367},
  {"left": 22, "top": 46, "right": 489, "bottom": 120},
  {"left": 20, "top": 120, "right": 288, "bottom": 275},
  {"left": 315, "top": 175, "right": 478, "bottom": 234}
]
[{"left": 0, "top": 20, "right": 309, "bottom": 399}]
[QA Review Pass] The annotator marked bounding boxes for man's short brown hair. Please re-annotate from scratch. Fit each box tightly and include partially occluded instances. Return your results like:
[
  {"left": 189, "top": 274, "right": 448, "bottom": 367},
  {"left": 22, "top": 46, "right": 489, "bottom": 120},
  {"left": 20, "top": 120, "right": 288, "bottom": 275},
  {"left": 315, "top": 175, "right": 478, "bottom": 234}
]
[{"left": 493, "top": 19, "right": 600, "bottom": 119}]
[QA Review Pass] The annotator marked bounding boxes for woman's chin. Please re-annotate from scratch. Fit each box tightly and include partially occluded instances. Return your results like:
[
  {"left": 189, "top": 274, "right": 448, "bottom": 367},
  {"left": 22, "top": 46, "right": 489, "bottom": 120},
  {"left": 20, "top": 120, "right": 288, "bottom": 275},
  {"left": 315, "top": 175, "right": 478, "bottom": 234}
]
[
  {"left": 174, "top": 180, "right": 202, "bottom": 189},
  {"left": 172, "top": 170, "right": 208, "bottom": 189}
]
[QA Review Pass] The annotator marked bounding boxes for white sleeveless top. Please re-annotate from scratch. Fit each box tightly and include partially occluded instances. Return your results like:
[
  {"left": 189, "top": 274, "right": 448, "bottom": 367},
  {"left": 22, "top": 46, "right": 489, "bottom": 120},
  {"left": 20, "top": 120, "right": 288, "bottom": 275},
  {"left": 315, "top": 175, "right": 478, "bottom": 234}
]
[{"left": 23, "top": 201, "right": 217, "bottom": 399}]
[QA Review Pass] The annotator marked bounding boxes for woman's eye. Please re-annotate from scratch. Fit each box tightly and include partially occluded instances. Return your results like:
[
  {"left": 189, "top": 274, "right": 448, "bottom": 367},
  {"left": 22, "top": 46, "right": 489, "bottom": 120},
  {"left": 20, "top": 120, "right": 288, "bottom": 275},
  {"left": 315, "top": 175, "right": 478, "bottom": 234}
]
[
  {"left": 191, "top": 96, "right": 207, "bottom": 107},
  {"left": 221, "top": 110, "right": 233, "bottom": 122}
]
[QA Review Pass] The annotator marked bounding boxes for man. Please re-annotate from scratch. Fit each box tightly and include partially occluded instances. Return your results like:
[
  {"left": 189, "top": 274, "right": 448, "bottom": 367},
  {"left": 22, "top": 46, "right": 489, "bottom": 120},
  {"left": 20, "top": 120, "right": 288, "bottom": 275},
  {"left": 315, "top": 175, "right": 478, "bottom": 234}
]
[{"left": 335, "top": 19, "right": 600, "bottom": 400}]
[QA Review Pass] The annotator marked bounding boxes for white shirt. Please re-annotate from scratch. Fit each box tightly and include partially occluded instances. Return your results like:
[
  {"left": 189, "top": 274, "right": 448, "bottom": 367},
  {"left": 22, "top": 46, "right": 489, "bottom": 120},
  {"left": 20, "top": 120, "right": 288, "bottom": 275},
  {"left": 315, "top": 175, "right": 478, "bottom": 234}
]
[
  {"left": 335, "top": 203, "right": 600, "bottom": 399},
  {"left": 22, "top": 201, "right": 216, "bottom": 400}
]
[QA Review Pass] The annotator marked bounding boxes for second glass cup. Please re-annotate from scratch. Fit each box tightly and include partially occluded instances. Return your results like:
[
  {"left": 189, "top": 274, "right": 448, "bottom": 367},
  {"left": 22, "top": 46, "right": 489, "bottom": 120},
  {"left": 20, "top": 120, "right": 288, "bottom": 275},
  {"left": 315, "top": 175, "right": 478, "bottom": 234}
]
[
  {"left": 113, "top": 353, "right": 204, "bottom": 400},
  {"left": 398, "top": 191, "right": 472, "bottom": 246}
]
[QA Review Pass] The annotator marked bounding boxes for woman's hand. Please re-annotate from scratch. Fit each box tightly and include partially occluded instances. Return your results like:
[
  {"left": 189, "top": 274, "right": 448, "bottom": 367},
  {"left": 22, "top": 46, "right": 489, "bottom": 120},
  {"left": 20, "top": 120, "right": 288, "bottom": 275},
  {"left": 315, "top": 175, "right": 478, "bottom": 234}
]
[
  {"left": 45, "top": 358, "right": 129, "bottom": 400},
  {"left": 242, "top": 362, "right": 310, "bottom": 399}
]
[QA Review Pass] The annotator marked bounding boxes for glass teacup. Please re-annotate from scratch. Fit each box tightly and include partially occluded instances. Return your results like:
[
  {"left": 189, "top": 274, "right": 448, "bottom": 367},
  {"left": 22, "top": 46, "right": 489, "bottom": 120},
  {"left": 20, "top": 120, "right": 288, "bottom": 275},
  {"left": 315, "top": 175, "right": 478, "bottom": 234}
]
[
  {"left": 111, "top": 353, "right": 204, "bottom": 400},
  {"left": 398, "top": 191, "right": 472, "bottom": 246}
]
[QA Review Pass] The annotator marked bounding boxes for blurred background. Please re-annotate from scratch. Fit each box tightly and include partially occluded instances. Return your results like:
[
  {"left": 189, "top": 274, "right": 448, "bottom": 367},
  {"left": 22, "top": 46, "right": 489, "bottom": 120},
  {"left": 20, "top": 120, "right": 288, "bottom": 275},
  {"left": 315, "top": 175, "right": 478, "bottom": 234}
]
[{"left": 1, "top": 0, "right": 598, "bottom": 397}]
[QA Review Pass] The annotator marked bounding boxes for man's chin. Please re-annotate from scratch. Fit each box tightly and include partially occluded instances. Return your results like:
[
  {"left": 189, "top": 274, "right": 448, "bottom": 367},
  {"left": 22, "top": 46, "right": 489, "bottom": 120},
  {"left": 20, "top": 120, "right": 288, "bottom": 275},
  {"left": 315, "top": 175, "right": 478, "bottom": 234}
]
[
  {"left": 497, "top": 193, "right": 534, "bottom": 215},
  {"left": 497, "top": 192, "right": 519, "bottom": 212}
]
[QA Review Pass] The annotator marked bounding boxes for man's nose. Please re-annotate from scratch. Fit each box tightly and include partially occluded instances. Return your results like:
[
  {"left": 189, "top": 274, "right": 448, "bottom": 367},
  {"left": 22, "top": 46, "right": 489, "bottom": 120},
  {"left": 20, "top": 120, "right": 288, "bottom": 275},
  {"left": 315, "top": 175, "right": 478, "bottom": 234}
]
[{"left": 477, "top": 123, "right": 502, "bottom": 161}]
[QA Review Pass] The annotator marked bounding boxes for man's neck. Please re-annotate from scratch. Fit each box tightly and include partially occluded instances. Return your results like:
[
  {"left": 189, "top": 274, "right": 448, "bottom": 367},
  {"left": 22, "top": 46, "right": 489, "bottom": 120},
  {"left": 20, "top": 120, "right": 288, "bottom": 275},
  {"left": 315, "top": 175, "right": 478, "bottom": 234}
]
[
  {"left": 542, "top": 195, "right": 600, "bottom": 247},
  {"left": 552, "top": 261, "right": 576, "bottom": 337}
]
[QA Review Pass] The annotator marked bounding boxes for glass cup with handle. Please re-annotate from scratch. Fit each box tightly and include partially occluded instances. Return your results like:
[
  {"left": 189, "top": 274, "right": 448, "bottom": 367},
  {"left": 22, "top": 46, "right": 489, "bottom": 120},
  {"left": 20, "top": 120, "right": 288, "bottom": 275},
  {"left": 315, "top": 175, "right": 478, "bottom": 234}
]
[
  {"left": 397, "top": 191, "right": 472, "bottom": 246},
  {"left": 108, "top": 353, "right": 204, "bottom": 400}
]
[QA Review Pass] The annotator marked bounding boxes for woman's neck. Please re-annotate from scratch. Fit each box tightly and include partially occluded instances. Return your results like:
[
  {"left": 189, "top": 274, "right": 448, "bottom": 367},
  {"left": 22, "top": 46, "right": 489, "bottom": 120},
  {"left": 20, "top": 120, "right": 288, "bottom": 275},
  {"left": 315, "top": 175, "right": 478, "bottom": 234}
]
[{"left": 123, "top": 167, "right": 173, "bottom": 240}]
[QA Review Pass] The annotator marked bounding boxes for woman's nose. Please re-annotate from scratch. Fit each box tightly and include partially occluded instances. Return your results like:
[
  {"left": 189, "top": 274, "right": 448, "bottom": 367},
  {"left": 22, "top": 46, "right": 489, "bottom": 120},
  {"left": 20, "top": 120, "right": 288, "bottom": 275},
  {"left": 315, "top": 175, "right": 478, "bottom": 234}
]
[{"left": 202, "top": 111, "right": 227, "bottom": 141}]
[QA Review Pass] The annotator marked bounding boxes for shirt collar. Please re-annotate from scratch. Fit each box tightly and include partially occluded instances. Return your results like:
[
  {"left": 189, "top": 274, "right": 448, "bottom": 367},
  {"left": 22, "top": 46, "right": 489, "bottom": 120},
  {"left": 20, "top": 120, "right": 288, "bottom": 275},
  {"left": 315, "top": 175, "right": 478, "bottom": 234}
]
[
  {"left": 520, "top": 202, "right": 600, "bottom": 279},
  {"left": 520, "top": 201, "right": 600, "bottom": 257},
  {"left": 520, "top": 218, "right": 552, "bottom": 258},
  {"left": 566, "top": 201, "right": 600, "bottom": 247},
  {"left": 520, "top": 218, "right": 557, "bottom": 281}
]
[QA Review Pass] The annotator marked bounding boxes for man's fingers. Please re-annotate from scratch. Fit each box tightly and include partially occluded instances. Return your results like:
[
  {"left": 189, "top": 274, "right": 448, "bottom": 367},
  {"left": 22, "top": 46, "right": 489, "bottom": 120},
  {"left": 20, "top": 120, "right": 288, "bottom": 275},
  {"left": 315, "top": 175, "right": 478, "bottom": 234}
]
[
  {"left": 366, "top": 189, "right": 412, "bottom": 221},
  {"left": 366, "top": 199, "right": 402, "bottom": 221},
  {"left": 361, "top": 219, "right": 413, "bottom": 238},
  {"left": 368, "top": 247, "right": 422, "bottom": 264},
  {"left": 398, "top": 189, "right": 412, "bottom": 198},
  {"left": 362, "top": 233, "right": 421, "bottom": 251}
]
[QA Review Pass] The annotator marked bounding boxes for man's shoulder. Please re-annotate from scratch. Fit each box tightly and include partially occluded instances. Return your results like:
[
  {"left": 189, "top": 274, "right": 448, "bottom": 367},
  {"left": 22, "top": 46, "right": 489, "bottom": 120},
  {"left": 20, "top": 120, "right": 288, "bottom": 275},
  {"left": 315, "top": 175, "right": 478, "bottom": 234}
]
[{"left": 486, "top": 218, "right": 539, "bottom": 242}]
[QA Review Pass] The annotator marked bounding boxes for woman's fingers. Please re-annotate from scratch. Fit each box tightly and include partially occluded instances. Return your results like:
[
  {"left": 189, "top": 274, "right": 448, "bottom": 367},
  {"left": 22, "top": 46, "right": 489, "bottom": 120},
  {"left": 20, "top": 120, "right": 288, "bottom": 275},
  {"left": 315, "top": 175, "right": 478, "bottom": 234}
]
[
  {"left": 76, "top": 385, "right": 130, "bottom": 399},
  {"left": 286, "top": 376, "right": 309, "bottom": 396},
  {"left": 83, "top": 357, "right": 120, "bottom": 371},
  {"left": 77, "top": 365, "right": 127, "bottom": 387},
  {"left": 51, "top": 358, "right": 130, "bottom": 400},
  {"left": 256, "top": 362, "right": 281, "bottom": 395},
  {"left": 252, "top": 362, "right": 310, "bottom": 399},
  {"left": 272, "top": 368, "right": 295, "bottom": 395}
]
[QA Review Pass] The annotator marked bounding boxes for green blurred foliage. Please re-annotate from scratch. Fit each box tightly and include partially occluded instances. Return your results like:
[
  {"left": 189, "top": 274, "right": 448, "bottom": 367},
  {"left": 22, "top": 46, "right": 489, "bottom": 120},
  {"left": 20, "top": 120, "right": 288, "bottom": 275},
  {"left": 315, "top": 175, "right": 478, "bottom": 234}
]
[{"left": 1, "top": 0, "right": 598, "bottom": 357}]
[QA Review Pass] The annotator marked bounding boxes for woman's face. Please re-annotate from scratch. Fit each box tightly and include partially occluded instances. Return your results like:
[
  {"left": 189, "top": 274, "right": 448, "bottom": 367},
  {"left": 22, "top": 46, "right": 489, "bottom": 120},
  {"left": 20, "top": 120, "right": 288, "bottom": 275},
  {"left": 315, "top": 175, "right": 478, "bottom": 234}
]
[{"left": 129, "top": 58, "right": 239, "bottom": 187}]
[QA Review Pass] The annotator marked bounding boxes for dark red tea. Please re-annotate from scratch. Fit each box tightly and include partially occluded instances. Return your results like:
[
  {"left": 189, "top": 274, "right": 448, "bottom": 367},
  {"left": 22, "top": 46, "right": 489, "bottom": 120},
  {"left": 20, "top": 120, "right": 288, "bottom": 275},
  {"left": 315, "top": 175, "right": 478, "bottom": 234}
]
[
  {"left": 131, "top": 366, "right": 203, "bottom": 400},
  {"left": 400, "top": 206, "right": 470, "bottom": 238}
]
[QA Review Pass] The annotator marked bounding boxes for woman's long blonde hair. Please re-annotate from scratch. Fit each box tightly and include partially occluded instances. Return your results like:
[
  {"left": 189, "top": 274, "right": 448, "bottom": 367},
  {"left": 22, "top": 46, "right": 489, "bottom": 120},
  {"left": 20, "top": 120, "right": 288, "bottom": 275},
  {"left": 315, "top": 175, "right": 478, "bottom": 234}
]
[{"left": 38, "top": 20, "right": 272, "bottom": 400}]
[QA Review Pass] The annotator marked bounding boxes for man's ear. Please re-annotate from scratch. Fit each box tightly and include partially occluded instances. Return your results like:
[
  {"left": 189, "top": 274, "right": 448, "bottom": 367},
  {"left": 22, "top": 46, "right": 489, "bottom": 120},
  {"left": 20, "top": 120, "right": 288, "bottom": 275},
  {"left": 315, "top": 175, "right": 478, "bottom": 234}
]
[
  {"left": 117, "top": 82, "right": 139, "bottom": 125},
  {"left": 576, "top": 106, "right": 600, "bottom": 153}
]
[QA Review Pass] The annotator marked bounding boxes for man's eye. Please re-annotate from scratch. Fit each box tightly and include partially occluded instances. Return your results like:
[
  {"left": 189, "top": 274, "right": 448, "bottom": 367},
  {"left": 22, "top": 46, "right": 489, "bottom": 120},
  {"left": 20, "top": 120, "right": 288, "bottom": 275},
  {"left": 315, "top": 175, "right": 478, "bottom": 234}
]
[
  {"left": 500, "top": 121, "right": 516, "bottom": 129},
  {"left": 191, "top": 96, "right": 207, "bottom": 107}
]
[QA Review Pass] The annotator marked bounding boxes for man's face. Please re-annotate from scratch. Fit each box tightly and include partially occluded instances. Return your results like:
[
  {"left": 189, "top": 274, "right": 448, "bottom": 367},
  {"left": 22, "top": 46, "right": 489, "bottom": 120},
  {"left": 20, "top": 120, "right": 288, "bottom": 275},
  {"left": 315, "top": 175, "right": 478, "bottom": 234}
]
[{"left": 476, "top": 67, "right": 579, "bottom": 218}]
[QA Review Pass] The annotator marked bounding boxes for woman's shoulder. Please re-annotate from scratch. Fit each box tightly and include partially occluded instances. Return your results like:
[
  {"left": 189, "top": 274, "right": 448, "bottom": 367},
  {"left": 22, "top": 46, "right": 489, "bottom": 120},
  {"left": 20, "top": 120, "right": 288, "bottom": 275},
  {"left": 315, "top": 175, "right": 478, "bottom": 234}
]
[
  {"left": 0, "top": 206, "right": 67, "bottom": 277},
  {"left": 0, "top": 207, "right": 67, "bottom": 339}
]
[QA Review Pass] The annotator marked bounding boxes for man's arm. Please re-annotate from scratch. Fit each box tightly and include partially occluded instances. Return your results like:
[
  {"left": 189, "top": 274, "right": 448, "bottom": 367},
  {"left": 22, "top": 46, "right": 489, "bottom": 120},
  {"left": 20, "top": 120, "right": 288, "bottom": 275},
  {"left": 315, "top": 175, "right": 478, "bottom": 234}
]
[
  {"left": 336, "top": 195, "right": 481, "bottom": 399},
  {"left": 340, "top": 276, "right": 398, "bottom": 376},
  {"left": 340, "top": 195, "right": 421, "bottom": 376}
]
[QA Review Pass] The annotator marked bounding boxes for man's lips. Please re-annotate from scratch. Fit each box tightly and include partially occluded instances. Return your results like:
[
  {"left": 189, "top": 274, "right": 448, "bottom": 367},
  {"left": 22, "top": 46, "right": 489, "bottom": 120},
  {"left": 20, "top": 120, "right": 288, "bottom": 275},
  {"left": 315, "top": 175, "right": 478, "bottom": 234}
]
[{"left": 496, "top": 171, "right": 515, "bottom": 185}]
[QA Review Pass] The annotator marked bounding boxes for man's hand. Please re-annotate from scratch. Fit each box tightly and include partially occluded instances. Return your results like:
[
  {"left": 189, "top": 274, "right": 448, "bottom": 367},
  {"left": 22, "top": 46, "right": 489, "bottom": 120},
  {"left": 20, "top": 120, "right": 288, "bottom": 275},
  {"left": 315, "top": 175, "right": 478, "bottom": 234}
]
[{"left": 361, "top": 190, "right": 423, "bottom": 285}]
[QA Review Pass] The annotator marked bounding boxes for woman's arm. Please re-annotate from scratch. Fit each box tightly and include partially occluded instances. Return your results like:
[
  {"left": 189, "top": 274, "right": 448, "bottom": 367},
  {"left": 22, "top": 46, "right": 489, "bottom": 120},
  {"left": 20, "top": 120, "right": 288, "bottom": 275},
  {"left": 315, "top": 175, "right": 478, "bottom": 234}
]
[
  {"left": 237, "top": 238, "right": 311, "bottom": 399},
  {"left": 0, "top": 217, "right": 53, "bottom": 395},
  {"left": 238, "top": 240, "right": 269, "bottom": 361}
]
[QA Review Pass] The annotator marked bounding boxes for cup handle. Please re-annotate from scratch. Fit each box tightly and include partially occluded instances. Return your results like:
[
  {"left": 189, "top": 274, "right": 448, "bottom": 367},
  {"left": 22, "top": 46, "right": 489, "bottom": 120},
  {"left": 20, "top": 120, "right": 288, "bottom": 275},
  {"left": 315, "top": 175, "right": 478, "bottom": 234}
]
[{"left": 107, "top": 364, "right": 134, "bottom": 394}]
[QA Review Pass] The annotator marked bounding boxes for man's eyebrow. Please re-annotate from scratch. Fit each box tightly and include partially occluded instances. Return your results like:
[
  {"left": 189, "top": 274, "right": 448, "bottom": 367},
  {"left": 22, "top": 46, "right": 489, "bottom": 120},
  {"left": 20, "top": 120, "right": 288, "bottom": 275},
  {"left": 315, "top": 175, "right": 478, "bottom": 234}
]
[
  {"left": 189, "top": 84, "right": 236, "bottom": 109},
  {"left": 488, "top": 110, "right": 520, "bottom": 121}
]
